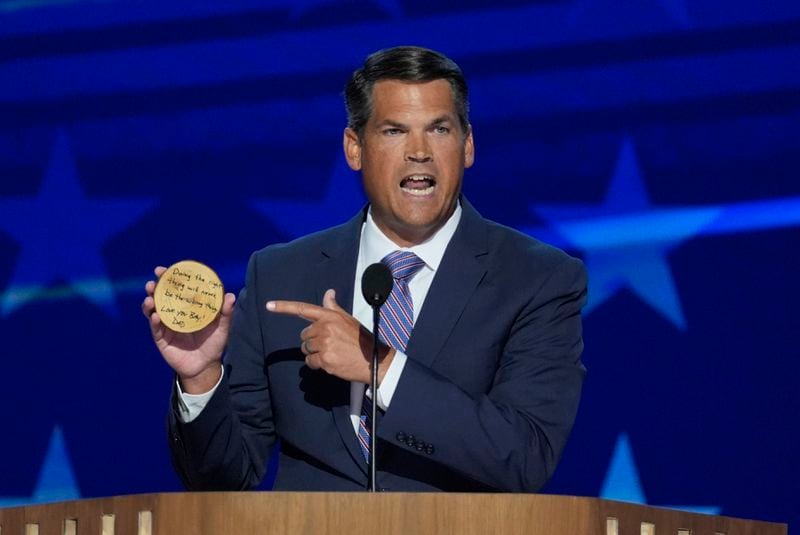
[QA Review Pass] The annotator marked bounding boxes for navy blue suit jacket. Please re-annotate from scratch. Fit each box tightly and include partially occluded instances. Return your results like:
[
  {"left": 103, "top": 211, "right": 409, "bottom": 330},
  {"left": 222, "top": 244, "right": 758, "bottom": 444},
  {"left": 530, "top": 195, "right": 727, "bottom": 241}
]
[{"left": 168, "top": 198, "right": 587, "bottom": 492}]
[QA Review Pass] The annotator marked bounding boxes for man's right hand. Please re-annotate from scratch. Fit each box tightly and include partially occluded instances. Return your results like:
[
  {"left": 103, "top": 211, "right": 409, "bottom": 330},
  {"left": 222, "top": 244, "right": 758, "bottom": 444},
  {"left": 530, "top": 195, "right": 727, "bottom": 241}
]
[{"left": 142, "top": 266, "right": 237, "bottom": 394}]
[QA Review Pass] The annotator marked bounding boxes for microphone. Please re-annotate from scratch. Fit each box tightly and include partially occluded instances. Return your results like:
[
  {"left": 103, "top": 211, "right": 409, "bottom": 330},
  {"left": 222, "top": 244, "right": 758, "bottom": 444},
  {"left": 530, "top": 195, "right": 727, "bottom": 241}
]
[
  {"left": 361, "top": 262, "right": 392, "bottom": 307},
  {"left": 360, "top": 262, "right": 393, "bottom": 492}
]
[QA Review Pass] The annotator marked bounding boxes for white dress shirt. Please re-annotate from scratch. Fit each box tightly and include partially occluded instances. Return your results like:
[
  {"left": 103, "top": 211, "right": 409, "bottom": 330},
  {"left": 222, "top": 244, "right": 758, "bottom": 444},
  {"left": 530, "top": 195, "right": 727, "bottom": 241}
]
[
  {"left": 347, "top": 203, "right": 461, "bottom": 433},
  {"left": 177, "top": 203, "right": 462, "bottom": 435}
]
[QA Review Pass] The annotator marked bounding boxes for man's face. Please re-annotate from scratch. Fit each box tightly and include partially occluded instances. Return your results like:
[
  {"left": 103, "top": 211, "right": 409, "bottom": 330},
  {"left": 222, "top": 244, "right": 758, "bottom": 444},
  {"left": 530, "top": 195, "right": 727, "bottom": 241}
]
[{"left": 344, "top": 79, "right": 474, "bottom": 247}]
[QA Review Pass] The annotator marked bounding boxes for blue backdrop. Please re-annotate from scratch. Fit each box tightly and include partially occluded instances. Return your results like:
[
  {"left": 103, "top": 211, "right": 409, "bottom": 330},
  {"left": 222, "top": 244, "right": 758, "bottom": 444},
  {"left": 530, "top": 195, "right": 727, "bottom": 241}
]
[{"left": 0, "top": 0, "right": 797, "bottom": 529}]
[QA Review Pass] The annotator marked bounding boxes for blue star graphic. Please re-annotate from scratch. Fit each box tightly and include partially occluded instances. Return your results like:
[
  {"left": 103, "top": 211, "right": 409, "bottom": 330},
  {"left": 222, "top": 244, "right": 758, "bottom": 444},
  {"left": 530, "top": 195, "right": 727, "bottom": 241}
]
[
  {"left": 0, "top": 426, "right": 80, "bottom": 507},
  {"left": 529, "top": 136, "right": 719, "bottom": 330},
  {"left": 0, "top": 130, "right": 157, "bottom": 316},
  {"left": 253, "top": 152, "right": 366, "bottom": 240},
  {"left": 601, "top": 433, "right": 720, "bottom": 515}
]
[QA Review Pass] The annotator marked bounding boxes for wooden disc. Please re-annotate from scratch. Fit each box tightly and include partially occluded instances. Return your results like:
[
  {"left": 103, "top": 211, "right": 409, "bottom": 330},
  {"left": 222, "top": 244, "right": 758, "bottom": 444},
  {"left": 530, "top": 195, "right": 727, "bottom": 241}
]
[{"left": 153, "top": 260, "right": 224, "bottom": 333}]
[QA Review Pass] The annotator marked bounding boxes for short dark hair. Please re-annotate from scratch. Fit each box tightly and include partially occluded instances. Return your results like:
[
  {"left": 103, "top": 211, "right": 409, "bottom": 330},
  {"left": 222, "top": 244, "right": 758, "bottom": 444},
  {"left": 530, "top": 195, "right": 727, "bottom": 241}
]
[{"left": 344, "top": 46, "right": 470, "bottom": 137}]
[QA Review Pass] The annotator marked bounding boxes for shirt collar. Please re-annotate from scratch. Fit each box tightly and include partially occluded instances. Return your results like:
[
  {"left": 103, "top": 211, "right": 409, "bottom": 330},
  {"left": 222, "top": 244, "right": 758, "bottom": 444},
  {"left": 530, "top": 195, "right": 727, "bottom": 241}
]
[{"left": 360, "top": 202, "right": 462, "bottom": 272}]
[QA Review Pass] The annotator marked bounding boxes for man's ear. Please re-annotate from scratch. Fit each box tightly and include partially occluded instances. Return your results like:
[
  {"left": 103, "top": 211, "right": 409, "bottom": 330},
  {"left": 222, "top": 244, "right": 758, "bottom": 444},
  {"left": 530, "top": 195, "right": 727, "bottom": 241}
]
[
  {"left": 464, "top": 125, "right": 475, "bottom": 169},
  {"left": 343, "top": 127, "right": 362, "bottom": 171}
]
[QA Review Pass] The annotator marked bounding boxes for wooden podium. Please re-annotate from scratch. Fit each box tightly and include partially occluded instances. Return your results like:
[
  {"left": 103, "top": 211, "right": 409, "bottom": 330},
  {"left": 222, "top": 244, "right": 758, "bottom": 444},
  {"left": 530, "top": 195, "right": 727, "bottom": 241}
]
[{"left": 0, "top": 492, "right": 787, "bottom": 535}]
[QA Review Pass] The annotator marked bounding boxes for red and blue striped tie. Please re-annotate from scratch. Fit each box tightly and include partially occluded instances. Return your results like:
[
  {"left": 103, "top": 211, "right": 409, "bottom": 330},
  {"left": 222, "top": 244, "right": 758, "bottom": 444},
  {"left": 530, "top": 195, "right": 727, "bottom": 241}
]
[{"left": 358, "top": 250, "right": 426, "bottom": 461}]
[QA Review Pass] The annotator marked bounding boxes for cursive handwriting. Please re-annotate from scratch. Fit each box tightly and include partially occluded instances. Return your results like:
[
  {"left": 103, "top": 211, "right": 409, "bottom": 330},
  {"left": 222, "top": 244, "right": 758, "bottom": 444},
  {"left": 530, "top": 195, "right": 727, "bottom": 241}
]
[{"left": 159, "top": 263, "right": 222, "bottom": 329}]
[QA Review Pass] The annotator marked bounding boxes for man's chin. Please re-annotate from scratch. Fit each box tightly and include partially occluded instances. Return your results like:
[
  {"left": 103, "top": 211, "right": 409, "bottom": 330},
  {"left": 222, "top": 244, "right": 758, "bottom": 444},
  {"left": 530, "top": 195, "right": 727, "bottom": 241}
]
[{"left": 390, "top": 217, "right": 450, "bottom": 245}]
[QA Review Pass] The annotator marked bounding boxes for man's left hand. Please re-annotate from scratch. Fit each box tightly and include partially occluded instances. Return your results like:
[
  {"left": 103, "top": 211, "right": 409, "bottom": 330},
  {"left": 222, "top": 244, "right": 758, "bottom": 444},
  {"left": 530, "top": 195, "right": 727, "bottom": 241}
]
[{"left": 266, "top": 289, "right": 394, "bottom": 384}]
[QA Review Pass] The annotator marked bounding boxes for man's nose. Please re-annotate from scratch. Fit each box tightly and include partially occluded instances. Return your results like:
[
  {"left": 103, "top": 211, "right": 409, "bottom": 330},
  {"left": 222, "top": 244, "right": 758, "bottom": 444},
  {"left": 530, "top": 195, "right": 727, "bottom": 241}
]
[{"left": 405, "top": 132, "right": 432, "bottom": 163}]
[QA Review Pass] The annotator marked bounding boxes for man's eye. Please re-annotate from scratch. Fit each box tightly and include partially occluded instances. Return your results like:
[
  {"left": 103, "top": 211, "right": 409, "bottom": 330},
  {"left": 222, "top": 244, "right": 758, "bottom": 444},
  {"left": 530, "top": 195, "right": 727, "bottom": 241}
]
[
  {"left": 383, "top": 128, "right": 402, "bottom": 136},
  {"left": 434, "top": 125, "right": 450, "bottom": 134}
]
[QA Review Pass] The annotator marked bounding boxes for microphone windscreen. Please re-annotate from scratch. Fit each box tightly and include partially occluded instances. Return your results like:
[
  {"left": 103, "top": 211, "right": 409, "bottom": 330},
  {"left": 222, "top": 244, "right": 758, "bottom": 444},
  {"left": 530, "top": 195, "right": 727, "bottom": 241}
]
[{"left": 361, "top": 263, "right": 393, "bottom": 307}]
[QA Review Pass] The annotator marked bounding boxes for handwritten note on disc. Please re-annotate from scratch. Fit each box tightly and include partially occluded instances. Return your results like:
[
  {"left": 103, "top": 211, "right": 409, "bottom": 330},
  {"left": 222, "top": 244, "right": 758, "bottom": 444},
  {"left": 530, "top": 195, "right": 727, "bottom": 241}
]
[{"left": 153, "top": 260, "right": 224, "bottom": 333}]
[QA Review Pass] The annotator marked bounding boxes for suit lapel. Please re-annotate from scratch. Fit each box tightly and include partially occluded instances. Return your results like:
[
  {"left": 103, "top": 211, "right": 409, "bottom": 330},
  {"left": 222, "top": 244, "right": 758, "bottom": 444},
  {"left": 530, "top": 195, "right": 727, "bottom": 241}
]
[
  {"left": 405, "top": 199, "right": 489, "bottom": 368},
  {"left": 305, "top": 199, "right": 489, "bottom": 480},
  {"left": 314, "top": 207, "right": 369, "bottom": 479}
]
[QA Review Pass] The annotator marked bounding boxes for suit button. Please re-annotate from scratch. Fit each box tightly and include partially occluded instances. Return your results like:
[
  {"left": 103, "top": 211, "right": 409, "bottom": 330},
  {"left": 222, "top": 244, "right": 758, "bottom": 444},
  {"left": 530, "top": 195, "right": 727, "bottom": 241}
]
[
  {"left": 396, "top": 432, "right": 406, "bottom": 443},
  {"left": 415, "top": 441, "right": 426, "bottom": 452},
  {"left": 406, "top": 435, "right": 416, "bottom": 448},
  {"left": 426, "top": 445, "right": 434, "bottom": 455}
]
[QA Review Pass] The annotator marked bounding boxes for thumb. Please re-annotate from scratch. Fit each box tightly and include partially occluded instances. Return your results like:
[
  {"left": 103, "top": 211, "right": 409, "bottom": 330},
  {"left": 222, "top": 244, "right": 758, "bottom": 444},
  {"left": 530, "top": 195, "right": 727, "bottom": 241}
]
[
  {"left": 221, "top": 292, "right": 236, "bottom": 315},
  {"left": 217, "top": 293, "right": 237, "bottom": 329},
  {"left": 322, "top": 288, "right": 343, "bottom": 311}
]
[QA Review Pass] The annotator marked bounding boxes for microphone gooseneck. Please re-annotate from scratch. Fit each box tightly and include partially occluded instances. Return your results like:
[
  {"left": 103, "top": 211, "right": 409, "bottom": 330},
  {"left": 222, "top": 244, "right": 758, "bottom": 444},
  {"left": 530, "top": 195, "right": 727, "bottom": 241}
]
[{"left": 360, "top": 262, "right": 393, "bottom": 492}]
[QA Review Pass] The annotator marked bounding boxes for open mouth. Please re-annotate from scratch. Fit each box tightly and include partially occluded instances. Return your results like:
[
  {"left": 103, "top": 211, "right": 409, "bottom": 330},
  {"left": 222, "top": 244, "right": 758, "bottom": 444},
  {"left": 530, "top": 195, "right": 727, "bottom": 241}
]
[{"left": 400, "top": 175, "right": 436, "bottom": 196}]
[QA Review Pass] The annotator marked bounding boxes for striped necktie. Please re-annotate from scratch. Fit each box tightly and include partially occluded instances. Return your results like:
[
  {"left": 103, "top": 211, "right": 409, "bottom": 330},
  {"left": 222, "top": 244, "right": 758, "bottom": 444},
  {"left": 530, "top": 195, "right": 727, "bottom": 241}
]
[{"left": 358, "top": 250, "right": 426, "bottom": 461}]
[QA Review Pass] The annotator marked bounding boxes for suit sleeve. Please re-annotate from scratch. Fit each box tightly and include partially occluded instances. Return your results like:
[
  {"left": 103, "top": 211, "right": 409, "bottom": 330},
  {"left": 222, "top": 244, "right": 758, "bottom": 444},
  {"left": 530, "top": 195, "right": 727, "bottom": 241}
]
[
  {"left": 167, "top": 252, "right": 275, "bottom": 490},
  {"left": 378, "top": 255, "right": 587, "bottom": 492}
]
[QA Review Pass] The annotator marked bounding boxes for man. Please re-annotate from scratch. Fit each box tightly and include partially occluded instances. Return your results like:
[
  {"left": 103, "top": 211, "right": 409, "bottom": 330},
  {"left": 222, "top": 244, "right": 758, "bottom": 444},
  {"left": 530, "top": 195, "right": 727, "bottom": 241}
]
[{"left": 143, "top": 46, "right": 587, "bottom": 492}]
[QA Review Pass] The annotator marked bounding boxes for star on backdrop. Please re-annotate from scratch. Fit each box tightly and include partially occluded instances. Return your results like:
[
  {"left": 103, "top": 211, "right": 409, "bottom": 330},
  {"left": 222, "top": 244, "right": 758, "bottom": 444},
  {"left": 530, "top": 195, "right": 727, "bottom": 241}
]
[
  {"left": 529, "top": 137, "right": 719, "bottom": 331},
  {"left": 0, "top": 426, "right": 80, "bottom": 507},
  {"left": 601, "top": 433, "right": 720, "bottom": 515},
  {"left": 0, "top": 130, "right": 157, "bottom": 317},
  {"left": 253, "top": 152, "right": 366, "bottom": 240}
]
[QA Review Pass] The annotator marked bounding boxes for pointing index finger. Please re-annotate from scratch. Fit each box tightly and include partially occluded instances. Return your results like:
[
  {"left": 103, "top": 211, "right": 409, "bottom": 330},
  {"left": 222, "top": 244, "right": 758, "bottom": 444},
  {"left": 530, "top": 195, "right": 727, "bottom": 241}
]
[{"left": 267, "top": 300, "right": 326, "bottom": 321}]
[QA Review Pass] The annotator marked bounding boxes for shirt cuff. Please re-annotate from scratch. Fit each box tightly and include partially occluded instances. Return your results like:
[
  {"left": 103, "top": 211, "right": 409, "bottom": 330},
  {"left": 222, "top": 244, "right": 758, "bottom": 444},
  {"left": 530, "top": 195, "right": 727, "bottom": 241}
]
[
  {"left": 175, "top": 365, "right": 224, "bottom": 423},
  {"left": 369, "top": 350, "right": 407, "bottom": 410}
]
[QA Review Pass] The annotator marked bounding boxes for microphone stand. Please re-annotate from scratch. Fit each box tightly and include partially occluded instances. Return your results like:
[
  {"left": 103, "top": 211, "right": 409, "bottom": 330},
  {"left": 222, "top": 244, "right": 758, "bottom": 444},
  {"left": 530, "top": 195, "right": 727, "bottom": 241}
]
[
  {"left": 361, "top": 261, "right": 392, "bottom": 493},
  {"left": 368, "top": 305, "right": 380, "bottom": 492}
]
